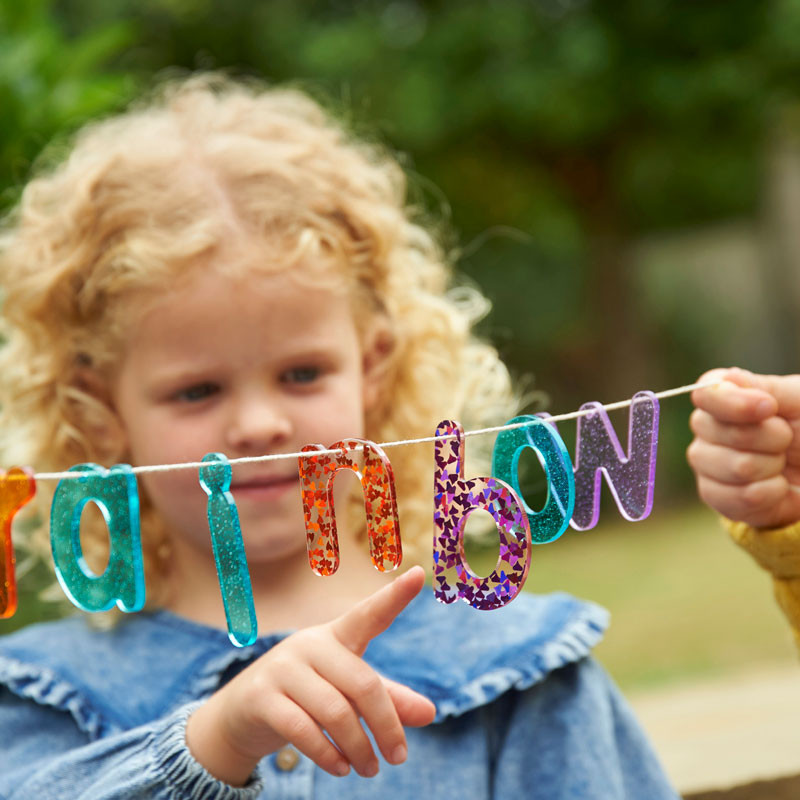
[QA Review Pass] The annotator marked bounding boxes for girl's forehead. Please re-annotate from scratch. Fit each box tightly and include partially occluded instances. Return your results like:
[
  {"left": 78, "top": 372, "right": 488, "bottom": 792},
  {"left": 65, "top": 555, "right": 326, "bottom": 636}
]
[
  {"left": 128, "top": 248, "right": 349, "bottom": 309},
  {"left": 100, "top": 237, "right": 374, "bottom": 368},
  {"left": 128, "top": 262, "right": 353, "bottom": 333}
]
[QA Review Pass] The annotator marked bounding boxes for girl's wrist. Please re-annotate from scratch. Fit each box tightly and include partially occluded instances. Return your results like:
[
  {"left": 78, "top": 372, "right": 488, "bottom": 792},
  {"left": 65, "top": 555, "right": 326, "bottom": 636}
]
[{"left": 185, "top": 702, "right": 261, "bottom": 787}]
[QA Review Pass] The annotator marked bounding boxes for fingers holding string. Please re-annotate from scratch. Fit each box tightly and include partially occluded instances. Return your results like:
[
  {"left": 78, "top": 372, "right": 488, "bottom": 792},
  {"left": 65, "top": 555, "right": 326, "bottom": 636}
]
[
  {"left": 692, "top": 371, "right": 778, "bottom": 425},
  {"left": 686, "top": 437, "right": 786, "bottom": 487},
  {"left": 689, "top": 409, "right": 794, "bottom": 455},
  {"left": 695, "top": 472, "right": 800, "bottom": 529}
]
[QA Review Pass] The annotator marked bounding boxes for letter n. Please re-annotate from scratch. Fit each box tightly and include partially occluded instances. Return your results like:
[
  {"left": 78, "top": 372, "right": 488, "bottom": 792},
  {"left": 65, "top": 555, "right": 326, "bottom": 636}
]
[{"left": 299, "top": 439, "right": 402, "bottom": 576}]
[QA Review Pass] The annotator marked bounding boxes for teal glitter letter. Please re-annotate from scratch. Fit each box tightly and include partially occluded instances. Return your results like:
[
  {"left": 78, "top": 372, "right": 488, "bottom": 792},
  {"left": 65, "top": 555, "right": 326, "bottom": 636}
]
[
  {"left": 50, "top": 463, "right": 144, "bottom": 612},
  {"left": 492, "top": 415, "right": 575, "bottom": 544},
  {"left": 199, "top": 453, "right": 257, "bottom": 647}
]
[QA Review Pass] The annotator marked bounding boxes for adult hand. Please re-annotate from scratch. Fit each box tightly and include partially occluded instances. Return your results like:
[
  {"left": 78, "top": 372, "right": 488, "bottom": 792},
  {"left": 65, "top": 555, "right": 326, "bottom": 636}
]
[{"left": 688, "top": 367, "right": 800, "bottom": 528}]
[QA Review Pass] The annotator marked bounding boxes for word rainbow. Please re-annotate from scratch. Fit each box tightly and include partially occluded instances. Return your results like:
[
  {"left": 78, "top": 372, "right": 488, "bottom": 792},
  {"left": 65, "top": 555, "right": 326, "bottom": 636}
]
[{"left": 0, "top": 392, "right": 659, "bottom": 647}]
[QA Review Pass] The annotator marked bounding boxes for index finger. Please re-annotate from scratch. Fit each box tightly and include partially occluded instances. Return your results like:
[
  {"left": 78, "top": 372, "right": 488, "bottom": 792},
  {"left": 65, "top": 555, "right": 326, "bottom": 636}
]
[
  {"left": 722, "top": 369, "right": 800, "bottom": 421},
  {"left": 692, "top": 370, "right": 777, "bottom": 424},
  {"left": 331, "top": 566, "right": 426, "bottom": 655}
]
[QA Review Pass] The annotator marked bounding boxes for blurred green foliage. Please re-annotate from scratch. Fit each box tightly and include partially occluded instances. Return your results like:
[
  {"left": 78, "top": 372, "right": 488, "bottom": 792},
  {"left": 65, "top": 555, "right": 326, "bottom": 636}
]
[
  {"left": 0, "top": 0, "right": 135, "bottom": 207},
  {"left": 7, "top": 0, "right": 800, "bottom": 496}
]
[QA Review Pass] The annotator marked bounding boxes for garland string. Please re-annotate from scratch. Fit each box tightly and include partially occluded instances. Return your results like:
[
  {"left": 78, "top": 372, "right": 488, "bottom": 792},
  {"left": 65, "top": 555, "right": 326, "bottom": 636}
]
[{"left": 31, "top": 380, "right": 719, "bottom": 481}]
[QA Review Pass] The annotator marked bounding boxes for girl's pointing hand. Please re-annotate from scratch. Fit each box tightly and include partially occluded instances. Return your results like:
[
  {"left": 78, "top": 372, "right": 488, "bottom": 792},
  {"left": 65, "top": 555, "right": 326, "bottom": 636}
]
[{"left": 185, "top": 566, "right": 436, "bottom": 786}]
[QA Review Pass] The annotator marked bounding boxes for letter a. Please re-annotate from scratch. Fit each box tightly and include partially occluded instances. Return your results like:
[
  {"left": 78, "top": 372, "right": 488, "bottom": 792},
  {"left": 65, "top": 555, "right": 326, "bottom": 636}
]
[{"left": 50, "top": 464, "right": 145, "bottom": 613}]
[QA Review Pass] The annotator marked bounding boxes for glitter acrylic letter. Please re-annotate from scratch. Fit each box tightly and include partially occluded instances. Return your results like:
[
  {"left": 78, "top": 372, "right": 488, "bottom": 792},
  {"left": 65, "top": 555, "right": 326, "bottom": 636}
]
[
  {"left": 433, "top": 420, "right": 531, "bottom": 610},
  {"left": 568, "top": 391, "right": 660, "bottom": 530},
  {"left": 199, "top": 453, "right": 257, "bottom": 647},
  {"left": 299, "top": 439, "right": 402, "bottom": 576},
  {"left": 491, "top": 415, "right": 575, "bottom": 544},
  {"left": 0, "top": 468, "right": 36, "bottom": 618},
  {"left": 50, "top": 464, "right": 145, "bottom": 613}
]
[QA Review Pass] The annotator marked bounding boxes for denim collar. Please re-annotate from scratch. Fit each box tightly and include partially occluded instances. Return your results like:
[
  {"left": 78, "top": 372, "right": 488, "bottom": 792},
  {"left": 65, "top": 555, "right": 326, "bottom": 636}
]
[{"left": 0, "top": 589, "right": 607, "bottom": 739}]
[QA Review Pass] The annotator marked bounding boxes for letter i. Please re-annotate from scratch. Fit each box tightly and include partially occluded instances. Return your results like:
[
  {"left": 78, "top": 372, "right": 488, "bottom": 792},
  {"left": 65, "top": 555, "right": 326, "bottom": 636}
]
[
  {"left": 0, "top": 468, "right": 36, "bottom": 618},
  {"left": 199, "top": 453, "right": 257, "bottom": 647}
]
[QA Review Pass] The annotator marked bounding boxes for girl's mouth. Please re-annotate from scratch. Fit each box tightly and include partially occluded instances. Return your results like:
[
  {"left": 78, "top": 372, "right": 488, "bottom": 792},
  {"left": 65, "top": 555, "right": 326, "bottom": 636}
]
[{"left": 229, "top": 475, "right": 300, "bottom": 502}]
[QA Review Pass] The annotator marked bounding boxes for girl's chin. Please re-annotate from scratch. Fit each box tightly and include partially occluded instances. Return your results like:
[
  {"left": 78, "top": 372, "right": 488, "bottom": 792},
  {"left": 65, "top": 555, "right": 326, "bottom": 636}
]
[{"left": 240, "top": 534, "right": 309, "bottom": 569}]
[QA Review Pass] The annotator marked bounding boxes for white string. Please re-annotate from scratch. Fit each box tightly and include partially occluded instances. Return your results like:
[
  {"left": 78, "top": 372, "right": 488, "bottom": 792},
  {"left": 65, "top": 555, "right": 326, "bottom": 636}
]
[{"left": 31, "top": 379, "right": 718, "bottom": 482}]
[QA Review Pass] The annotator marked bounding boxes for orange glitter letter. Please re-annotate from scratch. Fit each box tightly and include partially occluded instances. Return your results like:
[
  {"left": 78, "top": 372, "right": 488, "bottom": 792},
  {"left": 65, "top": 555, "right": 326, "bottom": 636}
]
[
  {"left": 299, "top": 439, "right": 402, "bottom": 576},
  {"left": 0, "top": 467, "right": 36, "bottom": 618}
]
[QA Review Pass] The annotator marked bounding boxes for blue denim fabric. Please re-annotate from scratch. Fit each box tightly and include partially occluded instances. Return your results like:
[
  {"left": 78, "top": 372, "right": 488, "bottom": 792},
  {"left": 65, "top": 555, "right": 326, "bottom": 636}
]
[{"left": 0, "top": 590, "right": 680, "bottom": 799}]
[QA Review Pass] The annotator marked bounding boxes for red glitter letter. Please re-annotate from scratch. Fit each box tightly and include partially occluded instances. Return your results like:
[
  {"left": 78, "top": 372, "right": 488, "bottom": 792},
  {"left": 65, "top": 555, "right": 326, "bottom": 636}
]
[
  {"left": 0, "top": 467, "right": 36, "bottom": 618},
  {"left": 299, "top": 439, "right": 402, "bottom": 576}
]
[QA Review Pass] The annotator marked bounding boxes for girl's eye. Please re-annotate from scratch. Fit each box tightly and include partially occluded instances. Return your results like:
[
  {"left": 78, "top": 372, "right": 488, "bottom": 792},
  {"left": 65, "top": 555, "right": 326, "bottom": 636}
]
[
  {"left": 282, "top": 366, "right": 321, "bottom": 385},
  {"left": 175, "top": 382, "right": 219, "bottom": 402}
]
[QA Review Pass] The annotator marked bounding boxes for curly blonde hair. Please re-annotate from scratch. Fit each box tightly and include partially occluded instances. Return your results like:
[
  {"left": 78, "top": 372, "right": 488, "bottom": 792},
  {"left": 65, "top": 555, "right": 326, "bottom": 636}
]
[{"left": 0, "top": 73, "right": 517, "bottom": 610}]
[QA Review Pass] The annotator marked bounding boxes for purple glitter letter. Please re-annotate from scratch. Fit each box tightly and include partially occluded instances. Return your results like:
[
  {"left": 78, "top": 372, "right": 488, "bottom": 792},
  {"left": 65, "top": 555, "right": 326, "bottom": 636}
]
[
  {"left": 299, "top": 439, "right": 402, "bottom": 577},
  {"left": 569, "top": 391, "right": 660, "bottom": 530},
  {"left": 433, "top": 420, "right": 531, "bottom": 610}
]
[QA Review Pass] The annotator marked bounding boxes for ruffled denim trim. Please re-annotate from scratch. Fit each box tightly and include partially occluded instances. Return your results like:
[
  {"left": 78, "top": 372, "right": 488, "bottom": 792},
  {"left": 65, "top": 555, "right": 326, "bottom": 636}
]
[
  {"left": 0, "top": 654, "right": 110, "bottom": 739},
  {"left": 427, "top": 603, "right": 608, "bottom": 722},
  {"left": 153, "top": 701, "right": 264, "bottom": 800},
  {"left": 135, "top": 610, "right": 285, "bottom": 709}
]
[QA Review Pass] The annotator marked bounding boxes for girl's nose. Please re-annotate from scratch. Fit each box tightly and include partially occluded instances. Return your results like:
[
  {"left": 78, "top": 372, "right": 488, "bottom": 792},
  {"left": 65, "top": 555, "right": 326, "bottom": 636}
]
[{"left": 225, "top": 391, "right": 293, "bottom": 453}]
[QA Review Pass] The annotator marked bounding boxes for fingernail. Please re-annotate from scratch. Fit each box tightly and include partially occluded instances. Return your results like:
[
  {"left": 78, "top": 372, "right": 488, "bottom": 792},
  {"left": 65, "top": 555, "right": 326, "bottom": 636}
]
[
  {"left": 391, "top": 744, "right": 407, "bottom": 764},
  {"left": 363, "top": 760, "right": 379, "bottom": 778},
  {"left": 757, "top": 398, "right": 775, "bottom": 416},
  {"left": 335, "top": 761, "right": 350, "bottom": 777}
]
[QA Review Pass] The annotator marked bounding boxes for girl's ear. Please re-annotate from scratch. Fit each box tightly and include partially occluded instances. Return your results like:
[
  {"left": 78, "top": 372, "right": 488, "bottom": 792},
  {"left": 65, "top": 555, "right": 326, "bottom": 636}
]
[
  {"left": 71, "top": 365, "right": 129, "bottom": 461},
  {"left": 362, "top": 320, "right": 396, "bottom": 414}
]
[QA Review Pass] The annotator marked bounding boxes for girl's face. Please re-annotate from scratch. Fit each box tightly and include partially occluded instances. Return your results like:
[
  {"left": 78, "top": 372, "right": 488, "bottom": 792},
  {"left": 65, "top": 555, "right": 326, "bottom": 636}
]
[{"left": 110, "top": 260, "right": 381, "bottom": 570}]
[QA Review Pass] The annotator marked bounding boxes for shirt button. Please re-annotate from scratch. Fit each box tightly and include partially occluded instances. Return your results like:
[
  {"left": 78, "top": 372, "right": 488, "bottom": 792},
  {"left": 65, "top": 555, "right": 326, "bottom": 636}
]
[{"left": 275, "top": 746, "right": 300, "bottom": 772}]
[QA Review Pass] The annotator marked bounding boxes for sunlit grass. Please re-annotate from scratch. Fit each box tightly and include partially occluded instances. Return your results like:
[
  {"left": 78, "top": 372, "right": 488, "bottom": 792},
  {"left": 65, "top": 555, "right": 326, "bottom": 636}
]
[{"left": 465, "top": 502, "right": 798, "bottom": 691}]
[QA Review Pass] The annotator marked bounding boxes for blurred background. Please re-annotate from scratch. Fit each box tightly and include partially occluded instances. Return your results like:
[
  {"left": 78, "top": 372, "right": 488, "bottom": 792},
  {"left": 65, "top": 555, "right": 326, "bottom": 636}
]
[{"left": 3, "top": 1, "right": 800, "bottom": 790}]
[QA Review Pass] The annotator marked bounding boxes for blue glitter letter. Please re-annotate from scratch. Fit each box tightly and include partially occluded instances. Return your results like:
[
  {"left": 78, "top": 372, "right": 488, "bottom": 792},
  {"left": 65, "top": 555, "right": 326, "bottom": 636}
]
[
  {"left": 50, "top": 464, "right": 144, "bottom": 612},
  {"left": 491, "top": 415, "right": 575, "bottom": 544},
  {"left": 199, "top": 453, "right": 257, "bottom": 647}
]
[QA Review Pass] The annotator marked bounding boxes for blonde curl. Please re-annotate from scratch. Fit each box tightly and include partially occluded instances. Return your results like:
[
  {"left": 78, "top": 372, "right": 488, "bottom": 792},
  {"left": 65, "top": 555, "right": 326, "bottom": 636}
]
[{"left": 0, "top": 73, "right": 518, "bottom": 611}]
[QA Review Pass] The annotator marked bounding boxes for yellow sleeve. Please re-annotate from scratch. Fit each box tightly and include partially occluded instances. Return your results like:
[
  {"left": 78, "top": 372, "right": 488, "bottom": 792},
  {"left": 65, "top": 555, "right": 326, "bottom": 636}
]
[{"left": 722, "top": 518, "right": 800, "bottom": 652}]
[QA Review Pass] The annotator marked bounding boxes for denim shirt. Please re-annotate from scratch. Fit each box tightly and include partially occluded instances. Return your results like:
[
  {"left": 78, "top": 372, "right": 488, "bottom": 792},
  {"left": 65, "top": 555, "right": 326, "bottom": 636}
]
[{"left": 0, "top": 590, "right": 679, "bottom": 800}]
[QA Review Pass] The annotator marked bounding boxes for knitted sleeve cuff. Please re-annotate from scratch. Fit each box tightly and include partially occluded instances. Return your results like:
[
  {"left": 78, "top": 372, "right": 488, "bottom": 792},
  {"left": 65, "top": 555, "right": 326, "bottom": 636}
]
[
  {"left": 772, "top": 577, "right": 800, "bottom": 651},
  {"left": 721, "top": 517, "right": 800, "bottom": 649},
  {"left": 721, "top": 517, "right": 800, "bottom": 579}
]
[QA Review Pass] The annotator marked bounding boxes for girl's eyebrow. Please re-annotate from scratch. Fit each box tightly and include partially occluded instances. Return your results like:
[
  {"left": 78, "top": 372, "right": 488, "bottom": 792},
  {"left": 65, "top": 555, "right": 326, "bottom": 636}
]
[
  {"left": 145, "top": 346, "right": 340, "bottom": 384},
  {"left": 143, "top": 362, "right": 225, "bottom": 388},
  {"left": 274, "top": 345, "right": 341, "bottom": 362}
]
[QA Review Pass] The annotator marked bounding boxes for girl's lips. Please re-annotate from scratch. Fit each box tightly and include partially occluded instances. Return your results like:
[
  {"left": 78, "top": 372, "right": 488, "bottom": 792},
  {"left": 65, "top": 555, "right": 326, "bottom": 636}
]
[{"left": 230, "top": 476, "right": 300, "bottom": 502}]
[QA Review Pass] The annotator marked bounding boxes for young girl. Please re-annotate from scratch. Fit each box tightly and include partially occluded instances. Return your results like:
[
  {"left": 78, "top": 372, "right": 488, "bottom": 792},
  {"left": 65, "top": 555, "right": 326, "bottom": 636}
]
[
  {"left": 689, "top": 367, "right": 800, "bottom": 652},
  {"left": 0, "top": 74, "right": 678, "bottom": 798}
]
